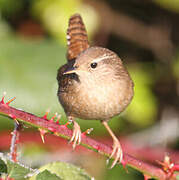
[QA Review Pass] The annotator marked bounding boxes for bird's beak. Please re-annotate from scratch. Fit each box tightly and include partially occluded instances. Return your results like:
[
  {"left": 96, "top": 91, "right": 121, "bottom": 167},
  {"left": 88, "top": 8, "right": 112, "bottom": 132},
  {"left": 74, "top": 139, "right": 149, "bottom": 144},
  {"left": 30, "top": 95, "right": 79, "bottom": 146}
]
[{"left": 63, "top": 66, "right": 77, "bottom": 75}]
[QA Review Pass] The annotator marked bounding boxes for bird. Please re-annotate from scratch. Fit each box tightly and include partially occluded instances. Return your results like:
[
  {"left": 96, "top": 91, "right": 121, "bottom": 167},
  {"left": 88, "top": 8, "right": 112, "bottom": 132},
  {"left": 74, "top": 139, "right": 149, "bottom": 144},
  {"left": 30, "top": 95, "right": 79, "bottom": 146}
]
[{"left": 57, "top": 14, "right": 134, "bottom": 168}]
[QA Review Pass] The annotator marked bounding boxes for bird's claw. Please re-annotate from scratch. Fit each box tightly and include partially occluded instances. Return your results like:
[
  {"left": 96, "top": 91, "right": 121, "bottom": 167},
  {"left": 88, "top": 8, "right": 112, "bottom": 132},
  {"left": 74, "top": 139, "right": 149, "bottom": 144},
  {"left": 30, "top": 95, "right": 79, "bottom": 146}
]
[
  {"left": 69, "top": 121, "right": 81, "bottom": 149},
  {"left": 109, "top": 138, "right": 123, "bottom": 169}
]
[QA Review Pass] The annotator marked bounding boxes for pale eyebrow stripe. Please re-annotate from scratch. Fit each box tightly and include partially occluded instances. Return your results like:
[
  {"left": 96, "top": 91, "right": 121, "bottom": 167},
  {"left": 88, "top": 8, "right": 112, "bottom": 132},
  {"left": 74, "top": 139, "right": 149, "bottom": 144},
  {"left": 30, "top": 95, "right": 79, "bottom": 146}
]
[{"left": 91, "top": 55, "right": 114, "bottom": 63}]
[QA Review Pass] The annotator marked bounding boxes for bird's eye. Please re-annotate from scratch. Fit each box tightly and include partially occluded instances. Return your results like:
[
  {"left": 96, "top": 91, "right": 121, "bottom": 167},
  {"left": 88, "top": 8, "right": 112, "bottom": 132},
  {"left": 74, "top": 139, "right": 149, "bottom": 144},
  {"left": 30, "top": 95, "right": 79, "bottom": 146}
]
[{"left": 90, "top": 62, "right": 97, "bottom": 69}]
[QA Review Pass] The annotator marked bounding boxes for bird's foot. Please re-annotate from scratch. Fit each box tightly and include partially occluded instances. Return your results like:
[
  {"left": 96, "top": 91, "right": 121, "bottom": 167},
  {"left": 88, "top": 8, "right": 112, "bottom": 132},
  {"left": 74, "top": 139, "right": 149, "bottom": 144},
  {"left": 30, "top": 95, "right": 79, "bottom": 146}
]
[
  {"left": 109, "top": 137, "right": 123, "bottom": 169},
  {"left": 69, "top": 121, "right": 81, "bottom": 149}
]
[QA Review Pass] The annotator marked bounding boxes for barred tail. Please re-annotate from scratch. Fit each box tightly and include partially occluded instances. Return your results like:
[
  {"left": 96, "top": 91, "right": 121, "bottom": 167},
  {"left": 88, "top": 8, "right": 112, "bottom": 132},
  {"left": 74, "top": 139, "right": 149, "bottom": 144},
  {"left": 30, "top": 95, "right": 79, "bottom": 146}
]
[{"left": 67, "top": 14, "right": 89, "bottom": 61}]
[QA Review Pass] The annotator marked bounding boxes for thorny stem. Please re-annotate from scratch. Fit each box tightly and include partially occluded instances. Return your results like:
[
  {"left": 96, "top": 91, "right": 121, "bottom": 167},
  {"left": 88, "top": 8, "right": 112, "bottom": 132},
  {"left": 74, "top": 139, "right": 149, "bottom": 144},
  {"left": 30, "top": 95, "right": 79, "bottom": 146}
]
[
  {"left": 0, "top": 99, "right": 178, "bottom": 180},
  {"left": 10, "top": 121, "right": 19, "bottom": 162}
]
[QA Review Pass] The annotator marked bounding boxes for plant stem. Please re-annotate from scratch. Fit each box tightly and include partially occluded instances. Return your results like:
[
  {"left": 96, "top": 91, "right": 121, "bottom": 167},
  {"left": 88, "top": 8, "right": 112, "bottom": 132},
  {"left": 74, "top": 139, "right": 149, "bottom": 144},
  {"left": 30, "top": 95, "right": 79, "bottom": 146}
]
[
  {"left": 0, "top": 101, "right": 175, "bottom": 180},
  {"left": 10, "top": 121, "right": 20, "bottom": 162}
]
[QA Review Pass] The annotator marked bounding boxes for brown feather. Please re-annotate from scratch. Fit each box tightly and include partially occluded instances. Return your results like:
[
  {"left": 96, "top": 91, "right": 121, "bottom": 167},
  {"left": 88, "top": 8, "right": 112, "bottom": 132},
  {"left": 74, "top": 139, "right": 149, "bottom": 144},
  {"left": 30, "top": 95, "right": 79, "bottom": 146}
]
[{"left": 67, "top": 14, "right": 89, "bottom": 61}]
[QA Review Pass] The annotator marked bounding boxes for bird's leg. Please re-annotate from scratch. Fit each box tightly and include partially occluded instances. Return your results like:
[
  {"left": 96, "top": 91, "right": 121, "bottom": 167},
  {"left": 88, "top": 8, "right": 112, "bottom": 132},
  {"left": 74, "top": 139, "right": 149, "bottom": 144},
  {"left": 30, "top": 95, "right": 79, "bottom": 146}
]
[
  {"left": 68, "top": 116, "right": 81, "bottom": 149},
  {"left": 102, "top": 121, "right": 123, "bottom": 168}
]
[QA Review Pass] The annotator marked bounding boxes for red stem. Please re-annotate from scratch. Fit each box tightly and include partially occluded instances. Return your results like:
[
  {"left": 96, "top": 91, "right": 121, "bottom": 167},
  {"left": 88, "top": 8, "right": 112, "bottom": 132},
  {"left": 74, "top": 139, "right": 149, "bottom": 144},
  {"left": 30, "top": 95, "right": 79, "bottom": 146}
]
[
  {"left": 10, "top": 122, "right": 19, "bottom": 162},
  {"left": 0, "top": 101, "right": 176, "bottom": 180}
]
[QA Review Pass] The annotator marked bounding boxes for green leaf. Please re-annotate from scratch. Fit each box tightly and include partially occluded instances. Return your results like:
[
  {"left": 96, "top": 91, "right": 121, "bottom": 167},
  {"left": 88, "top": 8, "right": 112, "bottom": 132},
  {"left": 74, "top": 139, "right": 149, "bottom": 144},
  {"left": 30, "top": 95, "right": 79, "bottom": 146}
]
[
  {"left": 176, "top": 175, "right": 179, "bottom": 180},
  {"left": 30, "top": 161, "right": 92, "bottom": 180},
  {"left": 31, "top": 0, "right": 99, "bottom": 44},
  {"left": 125, "top": 65, "right": 157, "bottom": 127},
  {"left": 155, "top": 0, "right": 179, "bottom": 13},
  {"left": 0, "top": 36, "right": 67, "bottom": 130},
  {"left": 0, "top": 158, "right": 7, "bottom": 174},
  {"left": 36, "top": 170, "right": 62, "bottom": 180},
  {"left": 6, "top": 160, "right": 32, "bottom": 180}
]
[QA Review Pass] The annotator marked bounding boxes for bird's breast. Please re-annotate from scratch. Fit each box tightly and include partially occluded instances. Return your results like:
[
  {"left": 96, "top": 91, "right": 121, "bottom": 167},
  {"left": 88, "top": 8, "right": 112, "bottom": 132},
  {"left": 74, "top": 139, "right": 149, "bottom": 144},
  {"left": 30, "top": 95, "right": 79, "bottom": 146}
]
[{"left": 59, "top": 76, "right": 125, "bottom": 120}]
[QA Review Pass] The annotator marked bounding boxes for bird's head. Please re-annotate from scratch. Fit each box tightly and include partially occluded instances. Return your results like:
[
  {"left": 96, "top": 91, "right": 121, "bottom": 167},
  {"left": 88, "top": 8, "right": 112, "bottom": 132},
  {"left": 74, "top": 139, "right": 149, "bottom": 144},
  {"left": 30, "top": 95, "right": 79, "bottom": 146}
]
[{"left": 64, "top": 46, "right": 124, "bottom": 81}]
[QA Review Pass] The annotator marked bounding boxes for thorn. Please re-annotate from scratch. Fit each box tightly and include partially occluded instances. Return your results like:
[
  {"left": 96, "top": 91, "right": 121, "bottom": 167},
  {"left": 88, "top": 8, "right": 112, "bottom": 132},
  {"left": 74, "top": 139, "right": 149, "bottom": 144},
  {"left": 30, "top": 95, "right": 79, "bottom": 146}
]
[
  {"left": 64, "top": 120, "right": 72, "bottom": 127},
  {"left": 170, "top": 164, "right": 179, "bottom": 174},
  {"left": 93, "top": 145, "right": 100, "bottom": 151},
  {"left": 40, "top": 134, "right": 45, "bottom": 144},
  {"left": 161, "top": 155, "right": 179, "bottom": 177},
  {"left": 14, "top": 119, "right": 19, "bottom": 125},
  {"left": 43, "top": 109, "right": 50, "bottom": 120},
  {"left": 164, "top": 155, "right": 171, "bottom": 165},
  {"left": 39, "top": 128, "right": 47, "bottom": 143},
  {"left": 121, "top": 159, "right": 129, "bottom": 173},
  {"left": 9, "top": 114, "right": 18, "bottom": 125},
  {"left": 157, "top": 155, "right": 176, "bottom": 175},
  {"left": 49, "top": 112, "right": 58, "bottom": 122},
  {"left": 160, "top": 155, "right": 172, "bottom": 172},
  {"left": 82, "top": 128, "right": 93, "bottom": 136},
  {"left": 48, "top": 127, "right": 56, "bottom": 132},
  {"left": 144, "top": 174, "right": 151, "bottom": 180},
  {"left": 6, "top": 97, "right": 16, "bottom": 105},
  {"left": 1, "top": 91, "right": 6, "bottom": 104},
  {"left": 56, "top": 114, "right": 61, "bottom": 124}
]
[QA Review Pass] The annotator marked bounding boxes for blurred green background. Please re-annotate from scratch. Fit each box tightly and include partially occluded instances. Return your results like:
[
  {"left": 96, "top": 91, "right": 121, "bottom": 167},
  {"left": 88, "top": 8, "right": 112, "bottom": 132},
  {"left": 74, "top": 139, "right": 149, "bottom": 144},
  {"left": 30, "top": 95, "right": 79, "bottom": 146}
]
[{"left": 0, "top": 0, "right": 179, "bottom": 179}]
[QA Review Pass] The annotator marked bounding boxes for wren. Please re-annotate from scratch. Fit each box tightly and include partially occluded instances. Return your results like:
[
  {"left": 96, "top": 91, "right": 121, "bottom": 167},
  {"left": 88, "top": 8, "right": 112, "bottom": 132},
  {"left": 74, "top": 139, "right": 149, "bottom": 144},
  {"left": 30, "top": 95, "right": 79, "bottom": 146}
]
[{"left": 57, "top": 14, "right": 134, "bottom": 168}]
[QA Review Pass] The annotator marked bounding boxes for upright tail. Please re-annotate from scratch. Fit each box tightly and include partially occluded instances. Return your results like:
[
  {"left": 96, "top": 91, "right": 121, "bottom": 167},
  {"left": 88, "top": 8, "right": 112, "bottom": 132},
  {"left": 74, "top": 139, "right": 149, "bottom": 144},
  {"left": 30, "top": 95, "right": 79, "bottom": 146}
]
[{"left": 67, "top": 14, "right": 90, "bottom": 61}]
